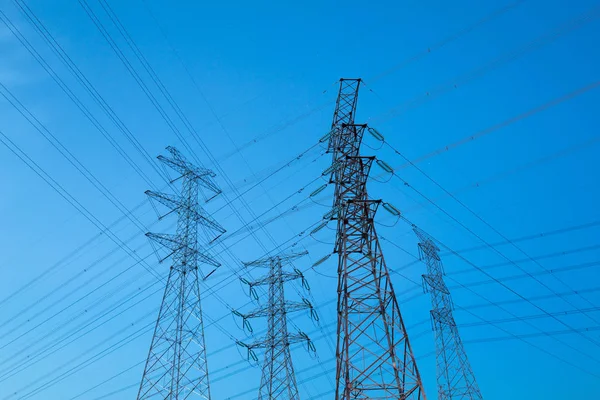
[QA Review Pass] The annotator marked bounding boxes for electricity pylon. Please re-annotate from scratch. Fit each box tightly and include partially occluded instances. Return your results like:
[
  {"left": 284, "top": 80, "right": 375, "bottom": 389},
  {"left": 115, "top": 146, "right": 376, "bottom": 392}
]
[
  {"left": 327, "top": 79, "right": 426, "bottom": 399},
  {"left": 414, "top": 227, "right": 483, "bottom": 400},
  {"left": 236, "top": 251, "right": 316, "bottom": 400},
  {"left": 137, "top": 146, "right": 225, "bottom": 400}
]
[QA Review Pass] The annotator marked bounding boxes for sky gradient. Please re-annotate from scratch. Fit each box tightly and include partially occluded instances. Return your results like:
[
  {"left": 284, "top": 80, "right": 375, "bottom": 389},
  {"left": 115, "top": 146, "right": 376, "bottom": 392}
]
[{"left": 0, "top": 0, "right": 599, "bottom": 399}]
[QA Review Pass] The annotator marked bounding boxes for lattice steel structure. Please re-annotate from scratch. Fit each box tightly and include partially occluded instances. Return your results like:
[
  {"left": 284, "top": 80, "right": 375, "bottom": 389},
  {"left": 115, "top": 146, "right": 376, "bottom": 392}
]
[
  {"left": 236, "top": 252, "right": 314, "bottom": 400},
  {"left": 414, "top": 228, "right": 483, "bottom": 400},
  {"left": 328, "top": 79, "right": 426, "bottom": 399},
  {"left": 137, "top": 146, "right": 225, "bottom": 400}
]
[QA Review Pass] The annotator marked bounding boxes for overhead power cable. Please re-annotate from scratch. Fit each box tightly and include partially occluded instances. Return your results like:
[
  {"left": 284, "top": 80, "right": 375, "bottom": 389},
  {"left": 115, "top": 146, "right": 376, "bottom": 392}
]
[
  {"left": 7, "top": 212, "right": 329, "bottom": 399},
  {"left": 369, "top": 0, "right": 527, "bottom": 82},
  {"left": 1, "top": 185, "right": 327, "bottom": 386},
  {"left": 381, "top": 137, "right": 600, "bottom": 327},
  {"left": 369, "top": 5, "right": 600, "bottom": 125},
  {"left": 381, "top": 165, "right": 600, "bottom": 349},
  {"left": 391, "top": 221, "right": 600, "bottom": 366},
  {"left": 450, "top": 218, "right": 600, "bottom": 256},
  {"left": 393, "top": 79, "right": 600, "bottom": 169},
  {"left": 2, "top": 122, "right": 324, "bottom": 390},
  {"left": 85, "top": 2, "right": 329, "bottom": 370},
  {"left": 4, "top": 3, "right": 165, "bottom": 187},
  {"left": 0, "top": 128, "right": 161, "bottom": 281},
  {"left": 0, "top": 135, "right": 321, "bottom": 346}
]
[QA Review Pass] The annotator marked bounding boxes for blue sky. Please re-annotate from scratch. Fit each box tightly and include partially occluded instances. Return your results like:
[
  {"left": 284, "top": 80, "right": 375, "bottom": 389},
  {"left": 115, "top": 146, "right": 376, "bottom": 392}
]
[{"left": 0, "top": 0, "right": 599, "bottom": 398}]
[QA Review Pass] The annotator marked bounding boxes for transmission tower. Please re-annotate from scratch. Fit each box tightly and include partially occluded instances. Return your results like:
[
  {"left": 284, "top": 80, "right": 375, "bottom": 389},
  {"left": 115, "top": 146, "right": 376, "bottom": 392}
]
[
  {"left": 137, "top": 146, "right": 225, "bottom": 400},
  {"left": 327, "top": 79, "right": 426, "bottom": 399},
  {"left": 236, "top": 251, "right": 316, "bottom": 400},
  {"left": 414, "top": 227, "right": 483, "bottom": 400}
]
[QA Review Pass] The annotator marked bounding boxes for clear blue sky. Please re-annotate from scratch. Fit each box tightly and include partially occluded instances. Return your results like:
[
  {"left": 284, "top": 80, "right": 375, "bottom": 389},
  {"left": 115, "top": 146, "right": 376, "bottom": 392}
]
[{"left": 0, "top": 0, "right": 599, "bottom": 398}]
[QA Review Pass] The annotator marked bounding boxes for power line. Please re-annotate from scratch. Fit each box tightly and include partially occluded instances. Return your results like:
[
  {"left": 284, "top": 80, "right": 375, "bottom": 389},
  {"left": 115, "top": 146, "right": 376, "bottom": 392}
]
[
  {"left": 0, "top": 137, "right": 322, "bottom": 349},
  {"left": 413, "top": 227, "right": 483, "bottom": 400},
  {"left": 382, "top": 163, "right": 600, "bottom": 349},
  {"left": 391, "top": 221, "right": 600, "bottom": 367},
  {"left": 393, "top": 78, "right": 600, "bottom": 169},
  {"left": 1, "top": 190, "right": 328, "bottom": 394},
  {"left": 369, "top": 4, "right": 600, "bottom": 125},
  {"left": 380, "top": 136, "right": 600, "bottom": 329},
  {"left": 449, "top": 218, "right": 600, "bottom": 256},
  {"left": 6, "top": 2, "right": 166, "bottom": 187},
  {"left": 369, "top": 0, "right": 527, "bottom": 83}
]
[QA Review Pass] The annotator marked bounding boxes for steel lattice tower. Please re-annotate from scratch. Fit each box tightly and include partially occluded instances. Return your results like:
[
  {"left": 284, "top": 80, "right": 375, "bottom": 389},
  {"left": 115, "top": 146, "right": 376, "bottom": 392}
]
[
  {"left": 137, "top": 146, "right": 225, "bottom": 400},
  {"left": 328, "top": 79, "right": 426, "bottom": 399},
  {"left": 236, "top": 252, "right": 314, "bottom": 400},
  {"left": 414, "top": 228, "right": 483, "bottom": 400}
]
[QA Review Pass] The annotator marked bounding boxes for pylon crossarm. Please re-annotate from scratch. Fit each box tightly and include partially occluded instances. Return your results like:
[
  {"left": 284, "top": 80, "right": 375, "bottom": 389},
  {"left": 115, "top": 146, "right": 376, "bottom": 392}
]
[
  {"left": 158, "top": 147, "right": 221, "bottom": 196},
  {"left": 414, "top": 226, "right": 483, "bottom": 400},
  {"left": 287, "top": 331, "right": 316, "bottom": 351},
  {"left": 145, "top": 233, "right": 220, "bottom": 269},
  {"left": 243, "top": 250, "right": 308, "bottom": 268},
  {"left": 145, "top": 190, "right": 225, "bottom": 235},
  {"left": 145, "top": 190, "right": 182, "bottom": 211},
  {"left": 242, "top": 270, "right": 305, "bottom": 288},
  {"left": 242, "top": 300, "right": 310, "bottom": 320},
  {"left": 162, "top": 146, "right": 215, "bottom": 178},
  {"left": 236, "top": 252, "right": 313, "bottom": 399},
  {"left": 413, "top": 226, "right": 440, "bottom": 252}
]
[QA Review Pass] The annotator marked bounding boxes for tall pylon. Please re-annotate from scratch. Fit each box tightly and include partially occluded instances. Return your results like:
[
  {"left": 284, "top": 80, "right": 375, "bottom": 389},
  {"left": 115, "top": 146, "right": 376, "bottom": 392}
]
[
  {"left": 414, "top": 227, "right": 483, "bottom": 400},
  {"left": 137, "top": 146, "right": 225, "bottom": 400},
  {"left": 327, "top": 79, "right": 426, "bottom": 399},
  {"left": 236, "top": 251, "right": 316, "bottom": 400}
]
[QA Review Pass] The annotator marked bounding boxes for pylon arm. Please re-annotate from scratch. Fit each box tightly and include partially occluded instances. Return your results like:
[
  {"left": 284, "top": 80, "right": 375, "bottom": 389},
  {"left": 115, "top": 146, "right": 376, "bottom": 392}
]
[
  {"left": 146, "top": 232, "right": 220, "bottom": 268},
  {"left": 243, "top": 250, "right": 308, "bottom": 267},
  {"left": 146, "top": 190, "right": 225, "bottom": 235},
  {"left": 242, "top": 300, "right": 310, "bottom": 319},
  {"left": 158, "top": 146, "right": 221, "bottom": 195},
  {"left": 422, "top": 274, "right": 450, "bottom": 295},
  {"left": 243, "top": 271, "right": 304, "bottom": 287},
  {"left": 430, "top": 308, "right": 456, "bottom": 327},
  {"left": 286, "top": 332, "right": 312, "bottom": 345},
  {"left": 163, "top": 146, "right": 215, "bottom": 177},
  {"left": 414, "top": 227, "right": 441, "bottom": 253},
  {"left": 243, "top": 332, "right": 311, "bottom": 350}
]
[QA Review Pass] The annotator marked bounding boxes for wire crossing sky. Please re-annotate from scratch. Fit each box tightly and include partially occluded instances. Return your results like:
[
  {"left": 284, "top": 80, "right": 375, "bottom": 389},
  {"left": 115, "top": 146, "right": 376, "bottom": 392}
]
[{"left": 0, "top": 0, "right": 599, "bottom": 399}]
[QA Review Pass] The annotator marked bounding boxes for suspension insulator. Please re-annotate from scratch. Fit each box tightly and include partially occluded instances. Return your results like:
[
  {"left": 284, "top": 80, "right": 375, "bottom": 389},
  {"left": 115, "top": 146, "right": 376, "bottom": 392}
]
[
  {"left": 310, "top": 184, "right": 327, "bottom": 197},
  {"left": 368, "top": 127, "right": 385, "bottom": 141},
  {"left": 322, "top": 163, "right": 336, "bottom": 176},
  {"left": 312, "top": 254, "right": 331, "bottom": 267},
  {"left": 319, "top": 130, "right": 333, "bottom": 143},
  {"left": 376, "top": 159, "right": 394, "bottom": 173},
  {"left": 248, "top": 348, "right": 258, "bottom": 362},
  {"left": 310, "top": 221, "right": 328, "bottom": 235},
  {"left": 323, "top": 206, "right": 340, "bottom": 220},
  {"left": 382, "top": 202, "right": 401, "bottom": 216}
]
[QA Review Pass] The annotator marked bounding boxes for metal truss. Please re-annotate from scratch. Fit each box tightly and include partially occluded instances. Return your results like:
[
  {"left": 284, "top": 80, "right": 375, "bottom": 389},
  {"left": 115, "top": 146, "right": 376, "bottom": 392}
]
[
  {"left": 137, "top": 147, "right": 224, "bottom": 400},
  {"left": 414, "top": 228, "right": 483, "bottom": 400},
  {"left": 328, "top": 79, "right": 426, "bottom": 400},
  {"left": 236, "top": 252, "right": 315, "bottom": 400}
]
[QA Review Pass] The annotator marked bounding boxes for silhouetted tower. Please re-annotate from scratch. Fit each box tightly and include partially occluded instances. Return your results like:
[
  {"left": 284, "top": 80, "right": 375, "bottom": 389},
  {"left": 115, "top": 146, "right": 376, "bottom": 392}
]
[
  {"left": 236, "top": 252, "right": 315, "bottom": 400},
  {"left": 137, "top": 146, "right": 225, "bottom": 400},
  {"left": 327, "top": 79, "right": 426, "bottom": 399},
  {"left": 414, "top": 227, "right": 483, "bottom": 400}
]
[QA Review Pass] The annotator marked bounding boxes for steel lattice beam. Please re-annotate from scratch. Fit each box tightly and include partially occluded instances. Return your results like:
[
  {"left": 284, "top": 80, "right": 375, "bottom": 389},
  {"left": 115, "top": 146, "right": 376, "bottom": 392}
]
[
  {"left": 137, "top": 147, "right": 224, "bottom": 400},
  {"left": 236, "top": 254, "right": 313, "bottom": 400},
  {"left": 414, "top": 228, "right": 483, "bottom": 400},
  {"left": 328, "top": 79, "right": 427, "bottom": 400}
]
